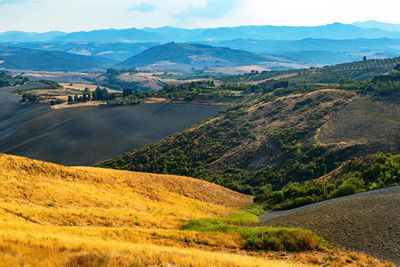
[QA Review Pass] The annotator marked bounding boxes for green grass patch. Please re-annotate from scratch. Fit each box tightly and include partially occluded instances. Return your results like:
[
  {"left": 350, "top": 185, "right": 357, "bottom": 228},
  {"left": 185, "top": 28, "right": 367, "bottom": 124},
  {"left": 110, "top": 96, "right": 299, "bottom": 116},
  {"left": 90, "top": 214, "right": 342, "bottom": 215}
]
[{"left": 182, "top": 212, "right": 327, "bottom": 252}]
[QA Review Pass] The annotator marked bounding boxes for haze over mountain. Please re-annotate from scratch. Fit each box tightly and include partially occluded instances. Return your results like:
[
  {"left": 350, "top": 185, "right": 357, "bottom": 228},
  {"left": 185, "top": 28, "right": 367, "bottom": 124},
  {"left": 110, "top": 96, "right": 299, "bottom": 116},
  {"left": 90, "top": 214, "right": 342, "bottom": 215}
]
[
  {"left": 0, "top": 46, "right": 114, "bottom": 72},
  {"left": 353, "top": 20, "right": 400, "bottom": 32},
  {"left": 0, "top": 22, "right": 399, "bottom": 69},
  {"left": 0, "top": 31, "right": 66, "bottom": 43},
  {"left": 2, "top": 22, "right": 400, "bottom": 44},
  {"left": 0, "top": 42, "right": 159, "bottom": 61}
]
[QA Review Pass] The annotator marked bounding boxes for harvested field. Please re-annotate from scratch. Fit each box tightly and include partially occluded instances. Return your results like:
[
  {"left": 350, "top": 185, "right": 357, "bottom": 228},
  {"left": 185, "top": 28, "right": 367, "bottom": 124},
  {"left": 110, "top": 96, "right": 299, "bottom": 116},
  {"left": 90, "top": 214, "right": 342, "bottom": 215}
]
[
  {"left": 255, "top": 186, "right": 400, "bottom": 265},
  {"left": 0, "top": 86, "right": 225, "bottom": 165}
]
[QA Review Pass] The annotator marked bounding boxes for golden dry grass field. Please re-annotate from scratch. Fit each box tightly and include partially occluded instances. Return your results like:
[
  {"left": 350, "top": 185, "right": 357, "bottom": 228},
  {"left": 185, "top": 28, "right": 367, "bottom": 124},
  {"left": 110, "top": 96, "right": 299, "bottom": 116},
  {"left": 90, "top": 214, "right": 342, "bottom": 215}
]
[{"left": 0, "top": 154, "right": 390, "bottom": 266}]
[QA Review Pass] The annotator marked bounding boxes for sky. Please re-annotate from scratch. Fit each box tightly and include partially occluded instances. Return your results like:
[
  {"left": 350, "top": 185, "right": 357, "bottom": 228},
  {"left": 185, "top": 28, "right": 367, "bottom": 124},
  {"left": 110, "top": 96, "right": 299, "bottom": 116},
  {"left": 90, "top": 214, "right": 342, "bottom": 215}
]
[{"left": 1, "top": 0, "right": 400, "bottom": 32}]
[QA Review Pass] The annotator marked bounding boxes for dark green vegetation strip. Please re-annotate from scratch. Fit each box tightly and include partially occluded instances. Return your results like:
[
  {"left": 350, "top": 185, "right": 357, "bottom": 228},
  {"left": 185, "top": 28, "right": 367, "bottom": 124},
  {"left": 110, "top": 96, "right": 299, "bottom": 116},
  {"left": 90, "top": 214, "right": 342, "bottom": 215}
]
[
  {"left": 257, "top": 153, "right": 400, "bottom": 210},
  {"left": 182, "top": 212, "right": 327, "bottom": 252}
]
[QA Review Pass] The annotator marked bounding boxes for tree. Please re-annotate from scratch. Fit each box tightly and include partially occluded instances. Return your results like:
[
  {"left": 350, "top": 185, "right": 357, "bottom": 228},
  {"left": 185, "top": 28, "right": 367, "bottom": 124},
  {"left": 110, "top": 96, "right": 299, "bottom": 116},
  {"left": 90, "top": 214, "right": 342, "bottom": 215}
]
[
  {"left": 123, "top": 88, "right": 133, "bottom": 97},
  {"left": 102, "top": 89, "right": 109, "bottom": 100},
  {"left": 363, "top": 56, "right": 367, "bottom": 61},
  {"left": 395, "top": 64, "right": 400, "bottom": 71},
  {"left": 68, "top": 95, "right": 73, "bottom": 104},
  {"left": 94, "top": 87, "right": 103, "bottom": 100}
]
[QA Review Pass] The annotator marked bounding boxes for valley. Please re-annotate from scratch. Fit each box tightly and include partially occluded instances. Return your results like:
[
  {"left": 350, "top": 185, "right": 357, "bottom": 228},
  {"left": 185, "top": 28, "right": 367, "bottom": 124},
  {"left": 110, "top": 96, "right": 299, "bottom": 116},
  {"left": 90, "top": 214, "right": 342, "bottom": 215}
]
[{"left": 1, "top": 15, "right": 400, "bottom": 266}]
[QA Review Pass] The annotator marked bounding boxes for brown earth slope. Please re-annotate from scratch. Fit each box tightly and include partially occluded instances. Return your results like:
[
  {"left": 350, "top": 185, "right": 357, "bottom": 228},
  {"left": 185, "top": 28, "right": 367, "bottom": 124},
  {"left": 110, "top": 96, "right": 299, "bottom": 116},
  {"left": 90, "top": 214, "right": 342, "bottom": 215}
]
[{"left": 255, "top": 186, "right": 400, "bottom": 265}]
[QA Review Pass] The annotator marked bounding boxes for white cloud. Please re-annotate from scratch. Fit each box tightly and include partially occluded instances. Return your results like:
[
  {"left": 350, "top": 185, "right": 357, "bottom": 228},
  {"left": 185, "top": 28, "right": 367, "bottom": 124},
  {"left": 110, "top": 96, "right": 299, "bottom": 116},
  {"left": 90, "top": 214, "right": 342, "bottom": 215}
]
[{"left": 129, "top": 2, "right": 157, "bottom": 13}]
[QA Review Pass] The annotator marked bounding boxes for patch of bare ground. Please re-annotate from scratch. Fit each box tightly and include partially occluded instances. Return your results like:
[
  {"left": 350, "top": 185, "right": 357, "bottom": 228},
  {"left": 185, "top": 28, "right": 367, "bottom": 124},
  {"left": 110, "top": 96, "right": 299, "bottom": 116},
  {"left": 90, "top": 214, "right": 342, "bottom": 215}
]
[
  {"left": 246, "top": 73, "right": 299, "bottom": 85},
  {"left": 317, "top": 96, "right": 400, "bottom": 154},
  {"left": 60, "top": 83, "right": 117, "bottom": 93},
  {"left": 255, "top": 186, "right": 400, "bottom": 265},
  {"left": 144, "top": 97, "right": 170, "bottom": 104},
  {"left": 50, "top": 101, "right": 107, "bottom": 109}
]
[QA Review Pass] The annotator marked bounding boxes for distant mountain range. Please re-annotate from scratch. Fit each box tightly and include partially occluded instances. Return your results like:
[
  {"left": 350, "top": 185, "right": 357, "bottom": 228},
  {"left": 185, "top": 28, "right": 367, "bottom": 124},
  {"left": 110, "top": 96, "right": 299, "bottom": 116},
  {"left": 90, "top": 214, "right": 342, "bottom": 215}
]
[
  {"left": 0, "top": 39, "right": 398, "bottom": 72},
  {"left": 353, "top": 21, "right": 400, "bottom": 32},
  {"left": 2, "top": 22, "right": 400, "bottom": 43},
  {"left": 0, "top": 31, "right": 65, "bottom": 43},
  {"left": 0, "top": 42, "right": 159, "bottom": 61},
  {"left": 1, "top": 22, "right": 400, "bottom": 72},
  {"left": 0, "top": 46, "right": 115, "bottom": 72}
]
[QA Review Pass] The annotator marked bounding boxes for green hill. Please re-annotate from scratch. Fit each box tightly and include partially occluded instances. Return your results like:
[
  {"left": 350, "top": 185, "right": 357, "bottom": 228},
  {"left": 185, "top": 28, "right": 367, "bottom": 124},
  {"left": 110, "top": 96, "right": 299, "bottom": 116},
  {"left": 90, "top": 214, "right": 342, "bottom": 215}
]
[
  {"left": 116, "top": 42, "right": 275, "bottom": 71},
  {"left": 0, "top": 46, "right": 115, "bottom": 72},
  {"left": 99, "top": 64, "right": 400, "bottom": 209},
  {"left": 222, "top": 57, "right": 400, "bottom": 84}
]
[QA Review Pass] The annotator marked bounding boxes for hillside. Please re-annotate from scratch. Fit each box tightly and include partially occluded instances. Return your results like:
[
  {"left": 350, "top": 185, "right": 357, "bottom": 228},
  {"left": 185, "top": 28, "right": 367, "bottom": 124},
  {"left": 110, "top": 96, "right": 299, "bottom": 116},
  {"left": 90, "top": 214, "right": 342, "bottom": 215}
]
[
  {"left": 0, "top": 153, "right": 386, "bottom": 266},
  {"left": 99, "top": 77, "right": 400, "bottom": 197},
  {"left": 116, "top": 42, "right": 278, "bottom": 71},
  {"left": 255, "top": 186, "right": 400, "bottom": 265},
  {"left": 3, "top": 38, "right": 400, "bottom": 66},
  {"left": 0, "top": 46, "right": 114, "bottom": 72},
  {"left": 0, "top": 82, "right": 225, "bottom": 165},
  {"left": 222, "top": 56, "right": 400, "bottom": 83},
  {"left": 1, "top": 42, "right": 159, "bottom": 61}
]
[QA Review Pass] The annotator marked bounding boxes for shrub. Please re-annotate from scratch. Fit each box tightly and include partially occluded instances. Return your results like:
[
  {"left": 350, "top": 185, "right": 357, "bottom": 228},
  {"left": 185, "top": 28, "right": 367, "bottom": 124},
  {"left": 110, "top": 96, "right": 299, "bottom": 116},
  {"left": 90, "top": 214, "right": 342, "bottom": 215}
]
[
  {"left": 182, "top": 212, "right": 327, "bottom": 252},
  {"left": 330, "top": 183, "right": 356, "bottom": 198}
]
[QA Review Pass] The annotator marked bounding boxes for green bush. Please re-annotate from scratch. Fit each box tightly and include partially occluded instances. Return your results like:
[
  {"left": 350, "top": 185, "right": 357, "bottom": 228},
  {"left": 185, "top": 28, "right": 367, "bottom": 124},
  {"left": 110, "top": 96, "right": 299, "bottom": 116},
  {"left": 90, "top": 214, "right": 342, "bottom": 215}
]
[
  {"left": 243, "top": 227, "right": 326, "bottom": 252},
  {"left": 182, "top": 212, "right": 327, "bottom": 252},
  {"left": 330, "top": 183, "right": 356, "bottom": 198}
]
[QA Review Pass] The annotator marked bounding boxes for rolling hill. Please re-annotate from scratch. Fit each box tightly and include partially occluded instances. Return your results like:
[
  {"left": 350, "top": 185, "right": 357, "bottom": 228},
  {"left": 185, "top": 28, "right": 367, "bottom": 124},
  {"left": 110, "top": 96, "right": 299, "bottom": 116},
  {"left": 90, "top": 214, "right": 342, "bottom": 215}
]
[
  {"left": 0, "top": 42, "right": 159, "bottom": 61},
  {"left": 0, "top": 46, "right": 115, "bottom": 71},
  {"left": 116, "top": 42, "right": 278, "bottom": 71},
  {"left": 0, "top": 153, "right": 385, "bottom": 266},
  {"left": 0, "top": 83, "right": 225, "bottom": 166},
  {"left": 99, "top": 67, "right": 400, "bottom": 205},
  {"left": 222, "top": 56, "right": 400, "bottom": 83},
  {"left": 4, "top": 38, "right": 400, "bottom": 67}
]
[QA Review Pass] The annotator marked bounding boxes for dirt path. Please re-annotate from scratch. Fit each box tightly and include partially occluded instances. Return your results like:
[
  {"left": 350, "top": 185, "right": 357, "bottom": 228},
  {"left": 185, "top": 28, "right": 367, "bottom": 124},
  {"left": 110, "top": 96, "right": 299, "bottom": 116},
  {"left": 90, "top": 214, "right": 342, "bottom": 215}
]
[
  {"left": 245, "top": 73, "right": 298, "bottom": 85},
  {"left": 255, "top": 186, "right": 400, "bottom": 265}
]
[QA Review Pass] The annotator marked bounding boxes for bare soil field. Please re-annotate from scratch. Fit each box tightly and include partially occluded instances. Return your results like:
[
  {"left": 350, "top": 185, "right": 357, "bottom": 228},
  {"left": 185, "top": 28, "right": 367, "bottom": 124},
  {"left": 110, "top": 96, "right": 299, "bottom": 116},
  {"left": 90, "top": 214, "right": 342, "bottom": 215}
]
[
  {"left": 2, "top": 69, "right": 98, "bottom": 83},
  {"left": 255, "top": 186, "right": 400, "bottom": 265},
  {"left": 0, "top": 86, "right": 225, "bottom": 165}
]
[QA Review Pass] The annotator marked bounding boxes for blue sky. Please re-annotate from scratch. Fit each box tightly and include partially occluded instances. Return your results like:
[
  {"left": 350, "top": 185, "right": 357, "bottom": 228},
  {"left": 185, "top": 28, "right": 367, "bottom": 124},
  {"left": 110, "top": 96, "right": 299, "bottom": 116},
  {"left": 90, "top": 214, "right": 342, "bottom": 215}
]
[{"left": 0, "top": 0, "right": 400, "bottom": 32}]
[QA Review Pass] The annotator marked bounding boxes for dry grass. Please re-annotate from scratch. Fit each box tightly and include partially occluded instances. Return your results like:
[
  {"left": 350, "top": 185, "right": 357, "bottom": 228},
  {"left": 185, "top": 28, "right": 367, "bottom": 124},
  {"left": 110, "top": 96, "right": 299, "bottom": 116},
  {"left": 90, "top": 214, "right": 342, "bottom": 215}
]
[
  {"left": 59, "top": 83, "right": 118, "bottom": 93},
  {"left": 0, "top": 154, "right": 389, "bottom": 266},
  {"left": 50, "top": 101, "right": 107, "bottom": 109}
]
